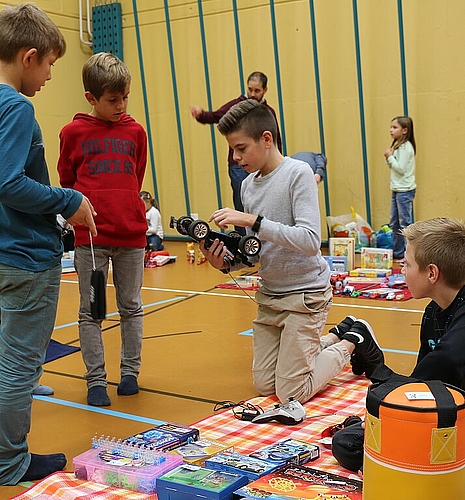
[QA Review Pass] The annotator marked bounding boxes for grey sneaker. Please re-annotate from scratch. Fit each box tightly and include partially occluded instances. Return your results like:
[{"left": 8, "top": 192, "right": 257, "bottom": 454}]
[
  {"left": 342, "top": 319, "right": 384, "bottom": 378},
  {"left": 33, "top": 384, "right": 54, "bottom": 396},
  {"left": 329, "top": 316, "right": 356, "bottom": 340}
]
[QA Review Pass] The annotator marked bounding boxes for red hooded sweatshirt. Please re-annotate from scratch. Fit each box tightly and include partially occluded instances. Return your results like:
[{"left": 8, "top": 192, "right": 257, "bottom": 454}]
[{"left": 58, "top": 113, "right": 147, "bottom": 248}]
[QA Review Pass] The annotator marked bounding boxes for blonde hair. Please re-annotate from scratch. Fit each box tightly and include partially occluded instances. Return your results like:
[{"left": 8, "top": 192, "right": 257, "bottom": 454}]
[
  {"left": 403, "top": 218, "right": 465, "bottom": 287},
  {"left": 82, "top": 52, "right": 131, "bottom": 99},
  {"left": 0, "top": 3, "right": 66, "bottom": 63}
]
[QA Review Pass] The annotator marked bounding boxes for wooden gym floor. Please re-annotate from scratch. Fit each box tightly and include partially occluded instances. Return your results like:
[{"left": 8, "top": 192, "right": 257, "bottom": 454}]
[{"left": 1, "top": 241, "right": 428, "bottom": 499}]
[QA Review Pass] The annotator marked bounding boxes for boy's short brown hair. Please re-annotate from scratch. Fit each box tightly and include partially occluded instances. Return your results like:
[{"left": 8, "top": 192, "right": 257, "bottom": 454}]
[
  {"left": 403, "top": 218, "right": 465, "bottom": 287},
  {"left": 217, "top": 99, "right": 278, "bottom": 144},
  {"left": 82, "top": 52, "right": 131, "bottom": 100},
  {"left": 0, "top": 3, "right": 66, "bottom": 63}
]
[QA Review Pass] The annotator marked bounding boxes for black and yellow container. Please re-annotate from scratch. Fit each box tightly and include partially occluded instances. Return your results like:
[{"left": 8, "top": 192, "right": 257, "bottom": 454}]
[{"left": 363, "top": 377, "right": 465, "bottom": 500}]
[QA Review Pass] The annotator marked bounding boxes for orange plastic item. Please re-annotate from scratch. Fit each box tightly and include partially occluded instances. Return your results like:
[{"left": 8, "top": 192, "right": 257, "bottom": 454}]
[{"left": 363, "top": 381, "right": 465, "bottom": 499}]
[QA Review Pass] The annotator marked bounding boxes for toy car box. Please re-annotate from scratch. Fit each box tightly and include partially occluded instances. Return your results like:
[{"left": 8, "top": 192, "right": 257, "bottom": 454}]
[
  {"left": 73, "top": 447, "right": 183, "bottom": 494},
  {"left": 124, "top": 428, "right": 181, "bottom": 451},
  {"left": 171, "top": 438, "right": 234, "bottom": 465},
  {"left": 233, "top": 464, "right": 362, "bottom": 499},
  {"left": 248, "top": 438, "right": 319, "bottom": 466},
  {"left": 156, "top": 463, "right": 249, "bottom": 500},
  {"left": 124, "top": 422, "right": 199, "bottom": 451},
  {"left": 152, "top": 422, "right": 199, "bottom": 443},
  {"left": 205, "top": 451, "right": 280, "bottom": 481}
]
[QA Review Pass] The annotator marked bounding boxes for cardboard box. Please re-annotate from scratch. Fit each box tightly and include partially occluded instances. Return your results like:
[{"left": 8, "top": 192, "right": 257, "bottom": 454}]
[
  {"left": 360, "top": 247, "right": 393, "bottom": 270},
  {"left": 124, "top": 422, "right": 199, "bottom": 452},
  {"left": 248, "top": 439, "right": 319, "bottom": 467},
  {"left": 205, "top": 451, "right": 280, "bottom": 481},
  {"left": 329, "top": 237, "right": 355, "bottom": 271},
  {"left": 157, "top": 463, "right": 249, "bottom": 500}
]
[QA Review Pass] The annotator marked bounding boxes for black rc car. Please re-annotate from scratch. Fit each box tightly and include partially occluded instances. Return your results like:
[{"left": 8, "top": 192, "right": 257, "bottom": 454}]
[{"left": 170, "top": 215, "right": 261, "bottom": 267}]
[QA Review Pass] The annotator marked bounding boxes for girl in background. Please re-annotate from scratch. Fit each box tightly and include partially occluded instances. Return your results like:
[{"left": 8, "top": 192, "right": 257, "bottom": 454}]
[
  {"left": 140, "top": 191, "right": 164, "bottom": 250},
  {"left": 383, "top": 116, "right": 416, "bottom": 262}
]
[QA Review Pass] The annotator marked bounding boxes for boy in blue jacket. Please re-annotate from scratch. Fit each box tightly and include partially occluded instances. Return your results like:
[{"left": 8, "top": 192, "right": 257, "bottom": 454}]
[{"left": 0, "top": 3, "right": 95, "bottom": 485}]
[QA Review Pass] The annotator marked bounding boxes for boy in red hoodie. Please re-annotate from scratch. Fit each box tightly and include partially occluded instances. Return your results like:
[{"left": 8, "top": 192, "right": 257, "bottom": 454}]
[{"left": 58, "top": 52, "right": 147, "bottom": 406}]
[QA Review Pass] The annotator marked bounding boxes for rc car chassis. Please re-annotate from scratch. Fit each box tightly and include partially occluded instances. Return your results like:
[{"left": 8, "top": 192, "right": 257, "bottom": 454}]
[{"left": 170, "top": 215, "right": 261, "bottom": 267}]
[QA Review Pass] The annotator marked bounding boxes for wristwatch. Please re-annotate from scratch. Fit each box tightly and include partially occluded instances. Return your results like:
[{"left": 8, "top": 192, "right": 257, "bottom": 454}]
[{"left": 252, "top": 215, "right": 263, "bottom": 233}]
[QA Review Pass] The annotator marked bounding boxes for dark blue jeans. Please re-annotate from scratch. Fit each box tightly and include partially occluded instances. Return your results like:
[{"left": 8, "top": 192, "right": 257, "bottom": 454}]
[
  {"left": 146, "top": 234, "right": 164, "bottom": 251},
  {"left": 390, "top": 189, "right": 416, "bottom": 259}
]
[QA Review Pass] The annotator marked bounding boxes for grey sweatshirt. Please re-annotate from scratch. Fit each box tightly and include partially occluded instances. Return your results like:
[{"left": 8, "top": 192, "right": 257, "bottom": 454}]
[{"left": 241, "top": 156, "right": 330, "bottom": 295}]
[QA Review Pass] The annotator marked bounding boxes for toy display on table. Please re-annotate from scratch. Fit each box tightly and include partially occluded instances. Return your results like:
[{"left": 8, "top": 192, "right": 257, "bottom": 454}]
[
  {"left": 331, "top": 269, "right": 410, "bottom": 300},
  {"left": 233, "top": 464, "right": 362, "bottom": 499},
  {"left": 144, "top": 250, "right": 176, "bottom": 268},
  {"left": 216, "top": 275, "right": 261, "bottom": 291},
  {"left": 72, "top": 435, "right": 183, "bottom": 494},
  {"left": 156, "top": 463, "right": 249, "bottom": 500},
  {"left": 205, "top": 451, "right": 281, "bottom": 481}
]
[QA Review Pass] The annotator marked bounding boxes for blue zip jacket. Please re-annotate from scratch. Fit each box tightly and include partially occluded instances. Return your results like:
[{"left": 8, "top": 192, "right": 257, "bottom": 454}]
[{"left": 0, "top": 84, "right": 82, "bottom": 271}]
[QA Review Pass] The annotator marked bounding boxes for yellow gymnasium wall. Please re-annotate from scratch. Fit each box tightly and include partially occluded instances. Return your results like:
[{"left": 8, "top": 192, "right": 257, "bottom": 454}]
[{"left": 3, "top": 0, "right": 465, "bottom": 239}]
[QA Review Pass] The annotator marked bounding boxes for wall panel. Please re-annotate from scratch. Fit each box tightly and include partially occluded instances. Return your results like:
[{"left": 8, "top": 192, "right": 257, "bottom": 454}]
[{"left": 2, "top": 0, "right": 465, "bottom": 240}]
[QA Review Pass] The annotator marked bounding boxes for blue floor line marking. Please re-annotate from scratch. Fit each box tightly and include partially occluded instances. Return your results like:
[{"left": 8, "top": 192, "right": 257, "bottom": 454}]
[
  {"left": 239, "top": 332, "right": 417, "bottom": 356},
  {"left": 33, "top": 395, "right": 165, "bottom": 425},
  {"left": 382, "top": 347, "right": 417, "bottom": 356},
  {"left": 239, "top": 329, "right": 253, "bottom": 336},
  {"left": 54, "top": 296, "right": 187, "bottom": 331}
]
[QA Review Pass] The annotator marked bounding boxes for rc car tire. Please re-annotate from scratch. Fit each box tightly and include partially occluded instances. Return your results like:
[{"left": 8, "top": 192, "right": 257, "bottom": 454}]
[{"left": 239, "top": 236, "right": 261, "bottom": 256}]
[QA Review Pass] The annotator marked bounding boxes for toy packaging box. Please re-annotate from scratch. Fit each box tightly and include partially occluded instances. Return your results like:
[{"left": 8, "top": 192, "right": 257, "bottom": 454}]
[
  {"left": 73, "top": 447, "right": 183, "bottom": 494},
  {"left": 248, "top": 439, "right": 319, "bottom": 467},
  {"left": 156, "top": 463, "right": 249, "bottom": 500},
  {"left": 233, "top": 465, "right": 362, "bottom": 499},
  {"left": 155, "top": 422, "right": 200, "bottom": 442},
  {"left": 360, "top": 246, "right": 393, "bottom": 270},
  {"left": 124, "top": 428, "right": 180, "bottom": 451},
  {"left": 205, "top": 451, "right": 280, "bottom": 481},
  {"left": 323, "top": 255, "right": 347, "bottom": 272},
  {"left": 124, "top": 422, "right": 199, "bottom": 452},
  {"left": 329, "top": 237, "right": 355, "bottom": 271},
  {"left": 171, "top": 438, "right": 234, "bottom": 465}
]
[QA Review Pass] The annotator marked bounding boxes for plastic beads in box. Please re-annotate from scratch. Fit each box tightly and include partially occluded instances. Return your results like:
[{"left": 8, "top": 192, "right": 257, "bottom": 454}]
[{"left": 73, "top": 435, "right": 183, "bottom": 494}]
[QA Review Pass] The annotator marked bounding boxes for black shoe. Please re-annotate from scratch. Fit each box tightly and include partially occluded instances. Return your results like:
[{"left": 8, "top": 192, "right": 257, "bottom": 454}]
[
  {"left": 87, "top": 386, "right": 111, "bottom": 406},
  {"left": 328, "top": 315, "right": 356, "bottom": 340},
  {"left": 342, "top": 319, "right": 384, "bottom": 378}
]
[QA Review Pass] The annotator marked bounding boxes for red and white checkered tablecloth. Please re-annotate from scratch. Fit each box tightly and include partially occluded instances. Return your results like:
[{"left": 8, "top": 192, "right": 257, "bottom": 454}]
[
  {"left": 12, "top": 368, "right": 369, "bottom": 498},
  {"left": 193, "top": 367, "right": 370, "bottom": 477},
  {"left": 11, "top": 471, "right": 157, "bottom": 499}
]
